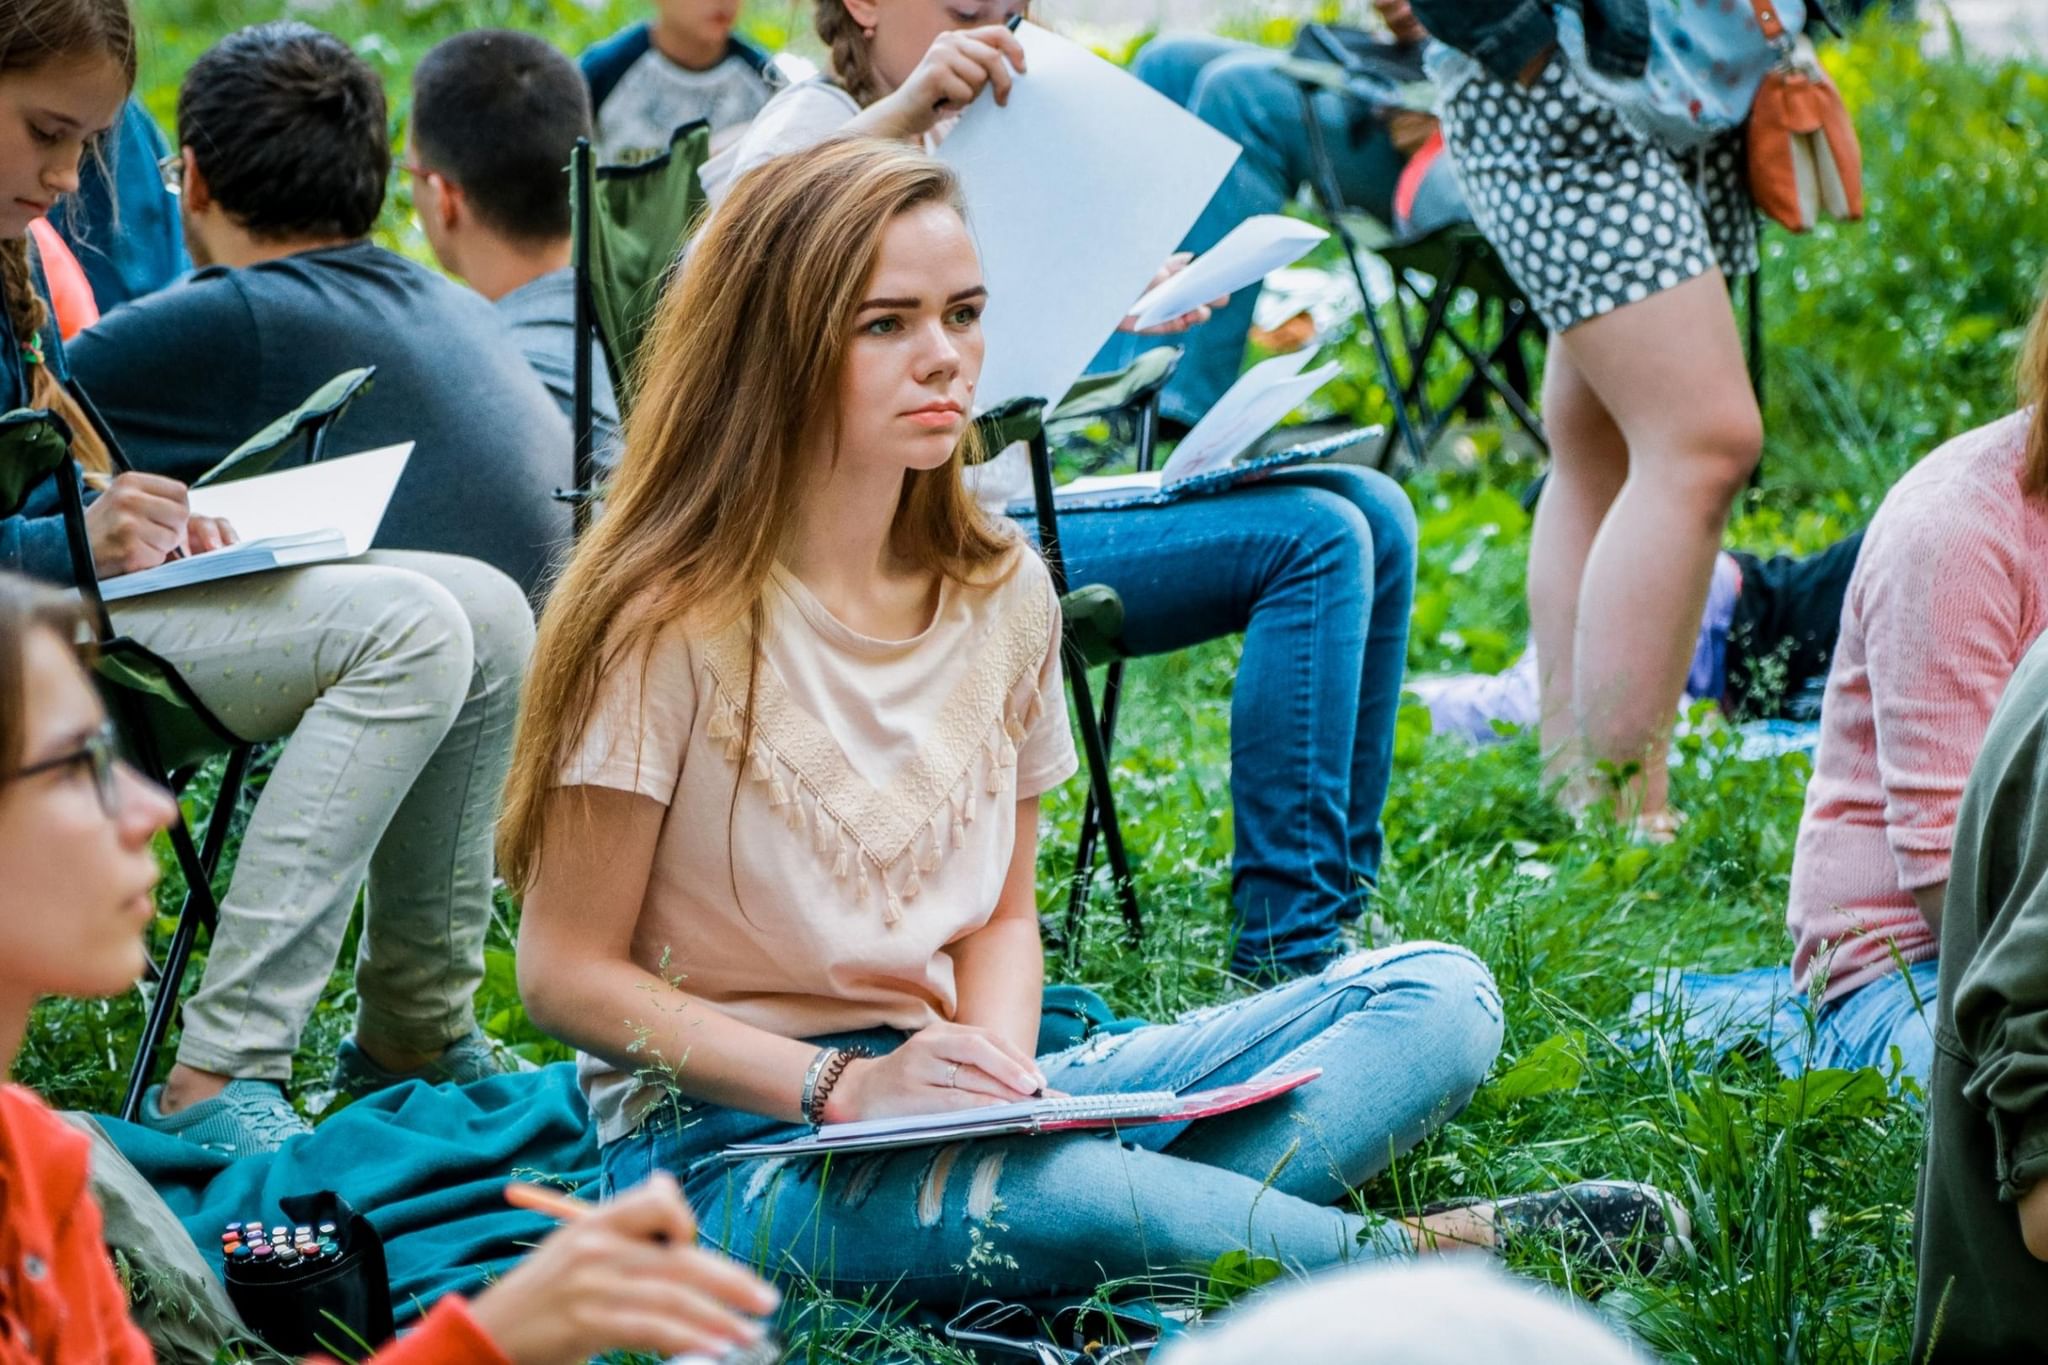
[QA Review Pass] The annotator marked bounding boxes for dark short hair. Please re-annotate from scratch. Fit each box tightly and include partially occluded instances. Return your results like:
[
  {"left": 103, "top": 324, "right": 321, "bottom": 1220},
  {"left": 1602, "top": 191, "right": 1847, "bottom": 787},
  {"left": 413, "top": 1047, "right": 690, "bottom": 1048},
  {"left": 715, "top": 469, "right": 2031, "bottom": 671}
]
[
  {"left": 177, "top": 21, "right": 388, "bottom": 242},
  {"left": 411, "top": 30, "right": 590, "bottom": 244}
]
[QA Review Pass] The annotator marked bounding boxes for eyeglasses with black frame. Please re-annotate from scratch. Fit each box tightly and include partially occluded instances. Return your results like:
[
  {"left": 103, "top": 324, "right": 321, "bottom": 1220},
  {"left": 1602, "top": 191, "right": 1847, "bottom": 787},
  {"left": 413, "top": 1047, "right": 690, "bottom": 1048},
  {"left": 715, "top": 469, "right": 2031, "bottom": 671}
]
[{"left": 8, "top": 722, "right": 122, "bottom": 816}]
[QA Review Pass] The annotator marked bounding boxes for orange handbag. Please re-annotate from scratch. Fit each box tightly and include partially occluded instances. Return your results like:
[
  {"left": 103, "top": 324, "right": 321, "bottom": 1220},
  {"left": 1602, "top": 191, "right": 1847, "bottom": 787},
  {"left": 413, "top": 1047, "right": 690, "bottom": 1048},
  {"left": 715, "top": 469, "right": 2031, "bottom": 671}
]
[{"left": 1746, "top": 0, "right": 1864, "bottom": 232}]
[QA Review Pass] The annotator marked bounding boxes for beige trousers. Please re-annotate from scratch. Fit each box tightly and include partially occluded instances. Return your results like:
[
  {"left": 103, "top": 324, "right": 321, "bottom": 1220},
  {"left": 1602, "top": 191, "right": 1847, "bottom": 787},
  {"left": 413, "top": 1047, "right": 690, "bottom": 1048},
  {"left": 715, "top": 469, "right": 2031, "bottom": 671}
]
[{"left": 110, "top": 551, "right": 534, "bottom": 1080}]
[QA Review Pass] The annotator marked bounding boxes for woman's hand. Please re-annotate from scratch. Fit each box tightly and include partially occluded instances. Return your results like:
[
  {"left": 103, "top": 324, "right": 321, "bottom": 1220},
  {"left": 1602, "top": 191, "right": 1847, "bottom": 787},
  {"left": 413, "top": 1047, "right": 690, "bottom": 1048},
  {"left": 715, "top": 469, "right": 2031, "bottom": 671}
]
[
  {"left": 825, "top": 1022, "right": 1047, "bottom": 1122},
  {"left": 1117, "top": 253, "right": 1229, "bottom": 335},
  {"left": 185, "top": 515, "right": 239, "bottom": 555},
  {"left": 1374, "top": 0, "right": 1429, "bottom": 43},
  {"left": 82, "top": 472, "right": 193, "bottom": 578},
  {"left": 867, "top": 25, "right": 1027, "bottom": 139},
  {"left": 466, "top": 1174, "right": 780, "bottom": 1365}
]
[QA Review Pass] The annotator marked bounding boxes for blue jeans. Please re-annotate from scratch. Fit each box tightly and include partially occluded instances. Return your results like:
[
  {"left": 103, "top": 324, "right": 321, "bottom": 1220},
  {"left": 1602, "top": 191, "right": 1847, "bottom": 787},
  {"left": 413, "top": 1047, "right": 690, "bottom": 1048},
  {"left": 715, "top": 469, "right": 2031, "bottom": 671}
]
[
  {"left": 1630, "top": 960, "right": 1938, "bottom": 1093},
  {"left": 1113, "top": 36, "right": 1464, "bottom": 426},
  {"left": 1035, "top": 465, "right": 1416, "bottom": 977},
  {"left": 599, "top": 943, "right": 1503, "bottom": 1304}
]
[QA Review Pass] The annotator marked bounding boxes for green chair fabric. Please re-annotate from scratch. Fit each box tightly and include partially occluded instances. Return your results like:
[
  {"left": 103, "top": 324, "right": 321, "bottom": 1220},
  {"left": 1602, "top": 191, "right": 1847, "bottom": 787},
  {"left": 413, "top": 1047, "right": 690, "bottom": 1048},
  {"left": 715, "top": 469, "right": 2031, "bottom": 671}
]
[
  {"left": 969, "top": 396, "right": 1049, "bottom": 464},
  {"left": 195, "top": 367, "right": 376, "bottom": 488},
  {"left": 575, "top": 121, "right": 713, "bottom": 413},
  {"left": 1046, "top": 347, "right": 1181, "bottom": 426},
  {"left": 1062, "top": 583, "right": 1126, "bottom": 669},
  {"left": 0, "top": 408, "right": 74, "bottom": 517}
]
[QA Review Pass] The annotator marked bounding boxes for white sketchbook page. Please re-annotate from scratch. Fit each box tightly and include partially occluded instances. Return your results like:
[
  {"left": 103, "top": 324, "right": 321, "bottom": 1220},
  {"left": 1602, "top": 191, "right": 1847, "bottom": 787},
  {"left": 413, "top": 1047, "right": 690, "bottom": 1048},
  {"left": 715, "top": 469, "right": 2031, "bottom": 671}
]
[
  {"left": 1128, "top": 215, "right": 1329, "bottom": 331},
  {"left": 814, "top": 1089, "right": 1177, "bottom": 1142},
  {"left": 184, "top": 443, "right": 413, "bottom": 557},
  {"left": 938, "top": 22, "right": 1240, "bottom": 412},
  {"left": 1161, "top": 351, "right": 1340, "bottom": 484}
]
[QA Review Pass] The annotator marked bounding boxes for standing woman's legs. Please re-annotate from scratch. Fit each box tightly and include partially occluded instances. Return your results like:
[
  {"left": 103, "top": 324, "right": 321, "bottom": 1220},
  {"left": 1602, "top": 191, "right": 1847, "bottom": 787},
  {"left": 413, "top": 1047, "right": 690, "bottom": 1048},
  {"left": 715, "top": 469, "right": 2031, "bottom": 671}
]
[
  {"left": 1440, "top": 62, "right": 1762, "bottom": 820},
  {"left": 1556, "top": 272, "right": 1761, "bottom": 818},
  {"left": 1527, "top": 344, "right": 1630, "bottom": 793}
]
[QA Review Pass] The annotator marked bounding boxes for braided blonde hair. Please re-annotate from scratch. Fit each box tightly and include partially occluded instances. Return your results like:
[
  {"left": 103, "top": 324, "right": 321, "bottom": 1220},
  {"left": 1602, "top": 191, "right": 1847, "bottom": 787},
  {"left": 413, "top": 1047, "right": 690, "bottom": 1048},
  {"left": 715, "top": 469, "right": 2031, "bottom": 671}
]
[{"left": 813, "top": 0, "right": 888, "bottom": 108}]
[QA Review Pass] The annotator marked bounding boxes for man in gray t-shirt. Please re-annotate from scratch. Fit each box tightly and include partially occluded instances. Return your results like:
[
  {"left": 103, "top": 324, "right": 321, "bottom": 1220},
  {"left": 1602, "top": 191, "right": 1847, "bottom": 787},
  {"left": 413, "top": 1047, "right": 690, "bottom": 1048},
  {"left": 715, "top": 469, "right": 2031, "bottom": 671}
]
[
  {"left": 410, "top": 31, "right": 622, "bottom": 470},
  {"left": 581, "top": 1, "right": 778, "bottom": 165},
  {"left": 71, "top": 22, "right": 574, "bottom": 602}
]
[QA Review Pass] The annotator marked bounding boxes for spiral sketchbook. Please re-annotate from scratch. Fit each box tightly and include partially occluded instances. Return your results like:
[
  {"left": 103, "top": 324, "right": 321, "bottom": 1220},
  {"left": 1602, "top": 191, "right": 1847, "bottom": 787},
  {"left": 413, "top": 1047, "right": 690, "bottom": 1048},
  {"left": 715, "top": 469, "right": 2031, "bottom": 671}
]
[{"left": 720, "top": 1069, "right": 1320, "bottom": 1162}]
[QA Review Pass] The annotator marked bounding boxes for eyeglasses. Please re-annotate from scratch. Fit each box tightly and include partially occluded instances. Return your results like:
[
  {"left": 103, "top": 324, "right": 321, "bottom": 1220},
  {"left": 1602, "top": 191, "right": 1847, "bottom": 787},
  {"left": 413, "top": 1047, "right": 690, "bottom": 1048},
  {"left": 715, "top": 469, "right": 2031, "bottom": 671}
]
[
  {"left": 157, "top": 152, "right": 182, "bottom": 198},
  {"left": 9, "top": 722, "right": 121, "bottom": 816}
]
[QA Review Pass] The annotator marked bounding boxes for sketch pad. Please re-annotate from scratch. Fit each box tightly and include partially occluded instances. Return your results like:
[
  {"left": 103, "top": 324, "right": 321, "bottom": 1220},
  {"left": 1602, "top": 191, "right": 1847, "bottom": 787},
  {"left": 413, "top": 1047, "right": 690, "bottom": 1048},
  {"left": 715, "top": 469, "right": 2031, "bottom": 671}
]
[
  {"left": 939, "top": 22, "right": 1240, "bottom": 412},
  {"left": 721, "top": 1069, "right": 1319, "bottom": 1160}
]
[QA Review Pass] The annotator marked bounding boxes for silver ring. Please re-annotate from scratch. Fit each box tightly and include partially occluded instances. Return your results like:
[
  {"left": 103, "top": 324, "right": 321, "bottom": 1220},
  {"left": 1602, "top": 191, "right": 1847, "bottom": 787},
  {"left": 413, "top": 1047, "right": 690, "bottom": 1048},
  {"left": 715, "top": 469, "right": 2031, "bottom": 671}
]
[{"left": 946, "top": 1062, "right": 962, "bottom": 1089}]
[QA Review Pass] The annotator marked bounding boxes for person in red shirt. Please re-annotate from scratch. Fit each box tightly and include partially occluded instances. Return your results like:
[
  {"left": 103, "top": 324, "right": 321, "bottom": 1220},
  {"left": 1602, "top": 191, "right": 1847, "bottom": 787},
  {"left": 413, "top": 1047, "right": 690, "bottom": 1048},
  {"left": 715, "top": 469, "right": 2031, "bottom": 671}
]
[{"left": 0, "top": 569, "right": 779, "bottom": 1362}]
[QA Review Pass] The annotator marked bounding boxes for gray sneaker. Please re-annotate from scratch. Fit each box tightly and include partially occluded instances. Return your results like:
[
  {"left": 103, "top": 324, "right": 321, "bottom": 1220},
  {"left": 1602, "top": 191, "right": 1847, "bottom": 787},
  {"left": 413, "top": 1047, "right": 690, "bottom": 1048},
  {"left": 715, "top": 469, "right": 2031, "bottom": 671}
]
[
  {"left": 139, "top": 1079, "right": 312, "bottom": 1158},
  {"left": 330, "top": 1030, "right": 519, "bottom": 1101}
]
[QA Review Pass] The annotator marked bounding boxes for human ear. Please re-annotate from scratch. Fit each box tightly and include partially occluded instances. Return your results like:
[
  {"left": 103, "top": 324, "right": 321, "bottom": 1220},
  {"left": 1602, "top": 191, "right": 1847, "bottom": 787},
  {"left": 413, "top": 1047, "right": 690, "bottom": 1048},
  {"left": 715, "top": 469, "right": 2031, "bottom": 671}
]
[
  {"left": 179, "top": 147, "right": 211, "bottom": 214},
  {"left": 842, "top": 0, "right": 882, "bottom": 33}
]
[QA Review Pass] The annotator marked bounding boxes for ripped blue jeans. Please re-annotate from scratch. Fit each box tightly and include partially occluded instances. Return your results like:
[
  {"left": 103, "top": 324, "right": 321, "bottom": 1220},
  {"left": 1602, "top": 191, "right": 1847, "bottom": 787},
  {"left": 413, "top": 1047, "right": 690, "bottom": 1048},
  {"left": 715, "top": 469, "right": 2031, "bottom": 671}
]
[{"left": 598, "top": 943, "right": 1504, "bottom": 1305}]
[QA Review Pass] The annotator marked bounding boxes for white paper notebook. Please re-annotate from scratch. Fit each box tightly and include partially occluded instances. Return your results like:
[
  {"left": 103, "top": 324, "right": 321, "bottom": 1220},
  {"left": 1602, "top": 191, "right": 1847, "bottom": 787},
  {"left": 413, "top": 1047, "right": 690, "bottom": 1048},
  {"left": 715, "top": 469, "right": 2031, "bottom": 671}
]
[
  {"left": 1128, "top": 215, "right": 1329, "bottom": 332},
  {"left": 1050, "top": 350, "right": 1342, "bottom": 505},
  {"left": 938, "top": 21, "right": 1240, "bottom": 411},
  {"left": 99, "top": 443, "right": 413, "bottom": 602}
]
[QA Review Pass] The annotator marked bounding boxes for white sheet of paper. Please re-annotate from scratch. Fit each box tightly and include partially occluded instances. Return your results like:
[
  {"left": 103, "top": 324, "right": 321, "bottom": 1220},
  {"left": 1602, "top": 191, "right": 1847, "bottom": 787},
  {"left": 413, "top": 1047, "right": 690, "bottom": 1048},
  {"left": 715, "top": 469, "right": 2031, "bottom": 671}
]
[
  {"left": 186, "top": 443, "right": 412, "bottom": 555},
  {"left": 1161, "top": 351, "right": 1341, "bottom": 484},
  {"left": 938, "top": 22, "right": 1240, "bottom": 411},
  {"left": 1129, "top": 215, "right": 1328, "bottom": 331}
]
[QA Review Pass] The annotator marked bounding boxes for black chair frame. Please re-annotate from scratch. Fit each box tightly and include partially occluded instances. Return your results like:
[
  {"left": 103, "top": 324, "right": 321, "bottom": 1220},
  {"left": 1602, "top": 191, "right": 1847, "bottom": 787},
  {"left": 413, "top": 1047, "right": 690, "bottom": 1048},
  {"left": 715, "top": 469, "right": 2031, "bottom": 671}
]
[{"left": 53, "top": 380, "right": 351, "bottom": 1121}]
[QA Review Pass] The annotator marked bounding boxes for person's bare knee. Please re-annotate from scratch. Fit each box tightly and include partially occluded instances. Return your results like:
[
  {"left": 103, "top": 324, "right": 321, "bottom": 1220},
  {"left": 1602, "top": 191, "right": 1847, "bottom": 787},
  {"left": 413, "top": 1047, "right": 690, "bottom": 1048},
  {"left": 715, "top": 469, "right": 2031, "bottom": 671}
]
[{"left": 1664, "top": 398, "right": 1764, "bottom": 516}]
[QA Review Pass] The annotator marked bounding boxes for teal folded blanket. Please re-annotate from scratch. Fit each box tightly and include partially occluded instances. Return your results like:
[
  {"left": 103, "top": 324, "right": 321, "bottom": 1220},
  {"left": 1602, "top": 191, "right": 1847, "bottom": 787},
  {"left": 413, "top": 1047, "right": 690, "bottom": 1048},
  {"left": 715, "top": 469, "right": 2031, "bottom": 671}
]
[
  {"left": 98, "top": 1063, "right": 598, "bottom": 1321},
  {"left": 97, "top": 989, "right": 1140, "bottom": 1324}
]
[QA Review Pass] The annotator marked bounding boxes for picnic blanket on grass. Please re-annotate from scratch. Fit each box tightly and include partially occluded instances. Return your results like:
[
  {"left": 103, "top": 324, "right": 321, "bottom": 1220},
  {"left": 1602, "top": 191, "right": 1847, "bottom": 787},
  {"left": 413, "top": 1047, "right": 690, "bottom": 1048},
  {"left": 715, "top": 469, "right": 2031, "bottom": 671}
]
[{"left": 98, "top": 1062, "right": 599, "bottom": 1324}]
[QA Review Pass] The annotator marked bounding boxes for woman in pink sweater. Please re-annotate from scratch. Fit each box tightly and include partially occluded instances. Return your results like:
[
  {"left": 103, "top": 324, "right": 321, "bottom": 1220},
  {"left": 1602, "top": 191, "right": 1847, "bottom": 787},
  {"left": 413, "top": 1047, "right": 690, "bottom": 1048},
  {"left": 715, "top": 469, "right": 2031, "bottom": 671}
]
[{"left": 1638, "top": 289, "right": 2048, "bottom": 1090}]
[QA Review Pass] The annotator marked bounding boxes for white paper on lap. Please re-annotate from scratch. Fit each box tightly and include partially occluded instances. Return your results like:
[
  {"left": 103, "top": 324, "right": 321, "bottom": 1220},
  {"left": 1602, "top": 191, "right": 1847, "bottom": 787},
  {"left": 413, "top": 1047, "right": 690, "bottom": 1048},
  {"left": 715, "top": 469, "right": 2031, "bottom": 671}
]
[
  {"left": 1159, "top": 350, "right": 1342, "bottom": 484},
  {"left": 938, "top": 21, "right": 1240, "bottom": 412}
]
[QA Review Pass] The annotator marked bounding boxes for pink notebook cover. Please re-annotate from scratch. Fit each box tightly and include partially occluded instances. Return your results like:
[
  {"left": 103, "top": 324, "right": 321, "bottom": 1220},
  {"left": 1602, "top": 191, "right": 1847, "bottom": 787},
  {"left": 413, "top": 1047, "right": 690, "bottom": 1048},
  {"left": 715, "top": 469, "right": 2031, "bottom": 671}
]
[{"left": 720, "top": 1069, "right": 1321, "bottom": 1162}]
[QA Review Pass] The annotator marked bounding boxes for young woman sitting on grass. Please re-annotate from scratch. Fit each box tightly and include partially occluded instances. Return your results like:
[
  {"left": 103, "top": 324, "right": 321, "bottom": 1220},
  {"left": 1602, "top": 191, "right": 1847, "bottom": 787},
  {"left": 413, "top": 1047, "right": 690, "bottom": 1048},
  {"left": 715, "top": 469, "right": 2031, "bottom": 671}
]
[
  {"left": 0, "top": 0, "right": 535, "bottom": 1158},
  {"left": 1639, "top": 282, "right": 2048, "bottom": 1092},
  {"left": 504, "top": 136, "right": 1683, "bottom": 1311},
  {"left": 0, "top": 570, "right": 781, "bottom": 1364},
  {"left": 697, "top": 0, "right": 1422, "bottom": 985}
]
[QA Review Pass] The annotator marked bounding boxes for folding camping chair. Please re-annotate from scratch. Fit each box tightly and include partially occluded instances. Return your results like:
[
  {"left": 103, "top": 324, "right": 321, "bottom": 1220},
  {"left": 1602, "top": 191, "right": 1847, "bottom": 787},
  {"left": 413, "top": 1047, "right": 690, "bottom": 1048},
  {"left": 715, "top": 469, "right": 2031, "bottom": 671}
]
[
  {"left": 1278, "top": 29, "right": 1547, "bottom": 472},
  {"left": 974, "top": 344, "right": 1182, "bottom": 947},
  {"left": 11, "top": 370, "right": 374, "bottom": 1122},
  {"left": 564, "top": 123, "right": 712, "bottom": 528}
]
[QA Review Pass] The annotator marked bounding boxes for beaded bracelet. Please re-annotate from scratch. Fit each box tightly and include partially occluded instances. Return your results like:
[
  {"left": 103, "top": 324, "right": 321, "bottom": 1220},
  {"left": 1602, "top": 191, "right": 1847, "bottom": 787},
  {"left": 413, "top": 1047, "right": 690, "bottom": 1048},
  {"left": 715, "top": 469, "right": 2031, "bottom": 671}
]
[{"left": 802, "top": 1045, "right": 871, "bottom": 1127}]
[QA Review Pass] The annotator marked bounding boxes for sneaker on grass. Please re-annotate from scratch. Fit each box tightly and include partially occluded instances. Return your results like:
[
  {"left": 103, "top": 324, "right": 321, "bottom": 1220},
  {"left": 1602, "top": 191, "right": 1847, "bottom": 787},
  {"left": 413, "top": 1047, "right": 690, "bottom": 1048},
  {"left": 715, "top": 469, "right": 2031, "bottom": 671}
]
[
  {"left": 329, "top": 1029, "right": 521, "bottom": 1101},
  {"left": 1427, "top": 1180, "right": 1693, "bottom": 1277},
  {"left": 138, "top": 1079, "right": 312, "bottom": 1158}
]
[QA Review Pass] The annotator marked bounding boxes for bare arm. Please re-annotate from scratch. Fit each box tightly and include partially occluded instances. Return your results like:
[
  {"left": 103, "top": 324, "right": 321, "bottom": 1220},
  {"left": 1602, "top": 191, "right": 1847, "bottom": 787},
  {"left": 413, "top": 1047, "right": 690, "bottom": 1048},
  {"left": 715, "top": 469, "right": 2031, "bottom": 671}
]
[
  {"left": 517, "top": 786, "right": 1044, "bottom": 1125},
  {"left": 2022, "top": 1181, "right": 2048, "bottom": 1261},
  {"left": 517, "top": 787, "right": 822, "bottom": 1123},
  {"left": 1913, "top": 880, "right": 1949, "bottom": 935},
  {"left": 946, "top": 797, "right": 1047, "bottom": 1062}
]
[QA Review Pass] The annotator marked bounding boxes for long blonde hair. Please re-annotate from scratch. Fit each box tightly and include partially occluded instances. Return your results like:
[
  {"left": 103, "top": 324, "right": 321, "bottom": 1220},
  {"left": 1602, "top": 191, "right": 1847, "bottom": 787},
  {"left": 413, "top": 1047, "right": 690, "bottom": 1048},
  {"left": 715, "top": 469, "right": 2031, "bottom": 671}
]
[
  {"left": 0, "top": 0, "right": 132, "bottom": 473},
  {"left": 499, "top": 138, "right": 1012, "bottom": 891}
]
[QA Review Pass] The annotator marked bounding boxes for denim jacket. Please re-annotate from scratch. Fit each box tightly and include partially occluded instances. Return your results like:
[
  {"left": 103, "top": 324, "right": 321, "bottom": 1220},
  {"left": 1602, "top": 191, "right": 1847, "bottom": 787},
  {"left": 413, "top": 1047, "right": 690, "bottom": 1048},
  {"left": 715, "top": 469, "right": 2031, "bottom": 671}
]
[{"left": 1407, "top": 0, "right": 1649, "bottom": 85}]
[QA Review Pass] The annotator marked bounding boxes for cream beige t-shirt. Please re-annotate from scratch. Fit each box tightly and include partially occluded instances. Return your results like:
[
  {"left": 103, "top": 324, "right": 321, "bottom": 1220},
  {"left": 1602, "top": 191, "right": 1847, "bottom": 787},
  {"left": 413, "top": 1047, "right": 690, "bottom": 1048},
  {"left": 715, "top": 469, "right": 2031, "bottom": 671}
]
[{"left": 561, "top": 541, "right": 1078, "bottom": 1141}]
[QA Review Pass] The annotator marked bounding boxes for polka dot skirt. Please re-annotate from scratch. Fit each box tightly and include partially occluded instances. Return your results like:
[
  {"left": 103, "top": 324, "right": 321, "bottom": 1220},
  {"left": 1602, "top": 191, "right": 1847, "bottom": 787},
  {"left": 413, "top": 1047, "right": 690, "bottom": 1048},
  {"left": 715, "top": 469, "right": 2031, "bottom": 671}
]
[{"left": 1439, "top": 58, "right": 1758, "bottom": 334}]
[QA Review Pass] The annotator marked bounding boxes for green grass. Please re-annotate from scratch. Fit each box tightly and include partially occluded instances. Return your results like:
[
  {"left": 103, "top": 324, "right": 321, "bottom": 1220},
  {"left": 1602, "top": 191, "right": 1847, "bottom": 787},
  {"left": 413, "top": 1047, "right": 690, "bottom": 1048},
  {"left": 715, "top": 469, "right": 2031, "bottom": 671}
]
[{"left": 28, "top": 6, "right": 2048, "bottom": 1361}]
